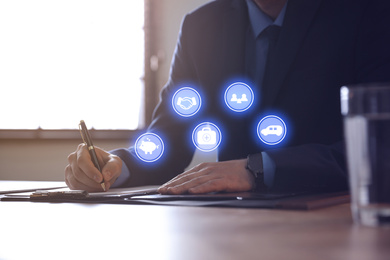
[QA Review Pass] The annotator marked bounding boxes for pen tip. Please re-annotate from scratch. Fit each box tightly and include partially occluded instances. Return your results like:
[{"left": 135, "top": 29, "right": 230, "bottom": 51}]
[{"left": 101, "top": 183, "right": 106, "bottom": 192}]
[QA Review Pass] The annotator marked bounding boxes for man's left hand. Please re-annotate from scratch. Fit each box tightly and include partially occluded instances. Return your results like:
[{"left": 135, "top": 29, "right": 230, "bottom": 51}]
[{"left": 158, "top": 159, "right": 255, "bottom": 194}]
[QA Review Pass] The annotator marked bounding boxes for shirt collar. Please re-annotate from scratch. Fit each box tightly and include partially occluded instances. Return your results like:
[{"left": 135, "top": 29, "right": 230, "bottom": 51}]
[{"left": 246, "top": 0, "right": 288, "bottom": 38}]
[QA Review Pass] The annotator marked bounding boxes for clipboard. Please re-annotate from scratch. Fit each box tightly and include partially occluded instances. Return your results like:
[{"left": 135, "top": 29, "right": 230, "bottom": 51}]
[
  {"left": 125, "top": 191, "right": 350, "bottom": 210},
  {"left": 1, "top": 185, "right": 349, "bottom": 210},
  {"left": 0, "top": 186, "right": 160, "bottom": 202}
]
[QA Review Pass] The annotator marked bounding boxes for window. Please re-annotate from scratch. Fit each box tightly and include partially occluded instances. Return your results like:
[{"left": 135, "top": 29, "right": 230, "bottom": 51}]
[{"left": 0, "top": 0, "right": 144, "bottom": 130}]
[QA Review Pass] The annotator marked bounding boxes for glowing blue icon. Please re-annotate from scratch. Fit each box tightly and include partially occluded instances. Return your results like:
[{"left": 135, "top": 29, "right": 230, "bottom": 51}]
[
  {"left": 172, "top": 87, "right": 202, "bottom": 117},
  {"left": 257, "top": 115, "right": 287, "bottom": 145},
  {"left": 224, "top": 82, "right": 254, "bottom": 112},
  {"left": 192, "top": 122, "right": 222, "bottom": 152},
  {"left": 135, "top": 133, "right": 164, "bottom": 162}
]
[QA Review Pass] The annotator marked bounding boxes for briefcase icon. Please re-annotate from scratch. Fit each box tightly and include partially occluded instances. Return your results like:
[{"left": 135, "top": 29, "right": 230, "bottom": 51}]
[{"left": 197, "top": 127, "right": 217, "bottom": 145}]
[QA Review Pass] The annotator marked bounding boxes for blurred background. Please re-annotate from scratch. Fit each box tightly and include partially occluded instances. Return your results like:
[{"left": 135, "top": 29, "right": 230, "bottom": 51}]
[{"left": 0, "top": 0, "right": 211, "bottom": 181}]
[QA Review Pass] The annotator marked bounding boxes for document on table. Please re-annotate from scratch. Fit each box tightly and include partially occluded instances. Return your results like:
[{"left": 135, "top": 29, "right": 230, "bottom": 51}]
[{"left": 0, "top": 181, "right": 349, "bottom": 210}]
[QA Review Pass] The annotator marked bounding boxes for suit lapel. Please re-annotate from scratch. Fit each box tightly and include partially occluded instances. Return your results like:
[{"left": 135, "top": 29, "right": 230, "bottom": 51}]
[{"left": 263, "top": 0, "right": 323, "bottom": 108}]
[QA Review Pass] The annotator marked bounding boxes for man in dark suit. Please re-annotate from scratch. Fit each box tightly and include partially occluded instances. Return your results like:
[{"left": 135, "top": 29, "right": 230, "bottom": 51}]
[{"left": 65, "top": 0, "right": 390, "bottom": 194}]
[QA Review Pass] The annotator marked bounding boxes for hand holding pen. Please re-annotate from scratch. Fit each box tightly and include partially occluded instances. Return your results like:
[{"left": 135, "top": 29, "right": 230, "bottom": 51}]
[
  {"left": 64, "top": 121, "right": 123, "bottom": 192},
  {"left": 79, "top": 120, "right": 106, "bottom": 191}
]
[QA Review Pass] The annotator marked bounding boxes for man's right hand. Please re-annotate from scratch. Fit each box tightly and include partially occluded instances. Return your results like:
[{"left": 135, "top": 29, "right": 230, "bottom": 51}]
[{"left": 65, "top": 143, "right": 122, "bottom": 192}]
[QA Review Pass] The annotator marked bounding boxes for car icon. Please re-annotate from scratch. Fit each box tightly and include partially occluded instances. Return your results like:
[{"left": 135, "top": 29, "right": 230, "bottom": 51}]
[{"left": 261, "top": 125, "right": 283, "bottom": 136}]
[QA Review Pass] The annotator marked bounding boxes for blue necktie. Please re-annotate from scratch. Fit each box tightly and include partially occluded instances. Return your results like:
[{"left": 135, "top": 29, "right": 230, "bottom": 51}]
[
  {"left": 263, "top": 24, "right": 281, "bottom": 78},
  {"left": 256, "top": 25, "right": 281, "bottom": 88}
]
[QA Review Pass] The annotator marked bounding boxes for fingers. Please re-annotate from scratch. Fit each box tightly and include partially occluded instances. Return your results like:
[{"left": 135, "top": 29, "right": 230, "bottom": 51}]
[
  {"left": 65, "top": 162, "right": 103, "bottom": 192},
  {"left": 187, "top": 178, "right": 226, "bottom": 194},
  {"left": 159, "top": 163, "right": 211, "bottom": 191},
  {"left": 64, "top": 144, "right": 122, "bottom": 192},
  {"left": 74, "top": 144, "right": 103, "bottom": 183},
  {"left": 101, "top": 155, "right": 123, "bottom": 190},
  {"left": 158, "top": 159, "right": 254, "bottom": 195},
  {"left": 170, "top": 177, "right": 227, "bottom": 195},
  {"left": 162, "top": 173, "right": 221, "bottom": 195}
]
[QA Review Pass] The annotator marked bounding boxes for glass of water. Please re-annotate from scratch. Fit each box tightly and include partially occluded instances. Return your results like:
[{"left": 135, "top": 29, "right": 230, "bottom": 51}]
[{"left": 341, "top": 83, "right": 390, "bottom": 226}]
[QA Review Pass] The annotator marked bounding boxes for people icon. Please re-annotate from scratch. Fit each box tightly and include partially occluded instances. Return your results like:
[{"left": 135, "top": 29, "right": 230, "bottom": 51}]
[
  {"left": 230, "top": 93, "right": 248, "bottom": 104},
  {"left": 225, "top": 82, "right": 254, "bottom": 112}
]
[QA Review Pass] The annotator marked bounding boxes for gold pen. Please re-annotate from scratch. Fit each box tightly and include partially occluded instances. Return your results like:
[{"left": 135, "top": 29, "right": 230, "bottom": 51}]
[{"left": 79, "top": 120, "right": 106, "bottom": 191}]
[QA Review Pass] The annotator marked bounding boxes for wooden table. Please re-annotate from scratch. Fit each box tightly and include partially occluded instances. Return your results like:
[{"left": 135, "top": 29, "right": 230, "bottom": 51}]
[{"left": 0, "top": 182, "right": 389, "bottom": 260}]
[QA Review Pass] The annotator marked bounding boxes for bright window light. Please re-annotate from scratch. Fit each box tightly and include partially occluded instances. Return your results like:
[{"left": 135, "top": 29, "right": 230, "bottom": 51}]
[{"left": 0, "top": 0, "right": 144, "bottom": 130}]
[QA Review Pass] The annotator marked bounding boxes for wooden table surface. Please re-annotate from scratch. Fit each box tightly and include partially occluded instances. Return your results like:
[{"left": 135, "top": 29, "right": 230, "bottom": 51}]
[{"left": 0, "top": 182, "right": 389, "bottom": 260}]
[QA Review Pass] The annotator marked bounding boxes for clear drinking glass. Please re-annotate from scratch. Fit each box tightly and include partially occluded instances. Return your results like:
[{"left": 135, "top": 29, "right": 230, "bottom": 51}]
[{"left": 341, "top": 83, "right": 390, "bottom": 226}]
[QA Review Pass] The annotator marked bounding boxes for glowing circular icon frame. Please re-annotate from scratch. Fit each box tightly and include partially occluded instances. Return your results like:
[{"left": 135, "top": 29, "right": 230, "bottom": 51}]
[
  {"left": 172, "top": 87, "right": 202, "bottom": 117},
  {"left": 257, "top": 115, "right": 287, "bottom": 145},
  {"left": 192, "top": 122, "right": 222, "bottom": 152},
  {"left": 135, "top": 133, "right": 164, "bottom": 162},
  {"left": 224, "top": 82, "right": 254, "bottom": 112}
]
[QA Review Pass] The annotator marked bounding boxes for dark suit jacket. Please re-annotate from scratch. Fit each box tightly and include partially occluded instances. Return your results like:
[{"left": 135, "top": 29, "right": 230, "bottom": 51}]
[{"left": 112, "top": 0, "right": 390, "bottom": 191}]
